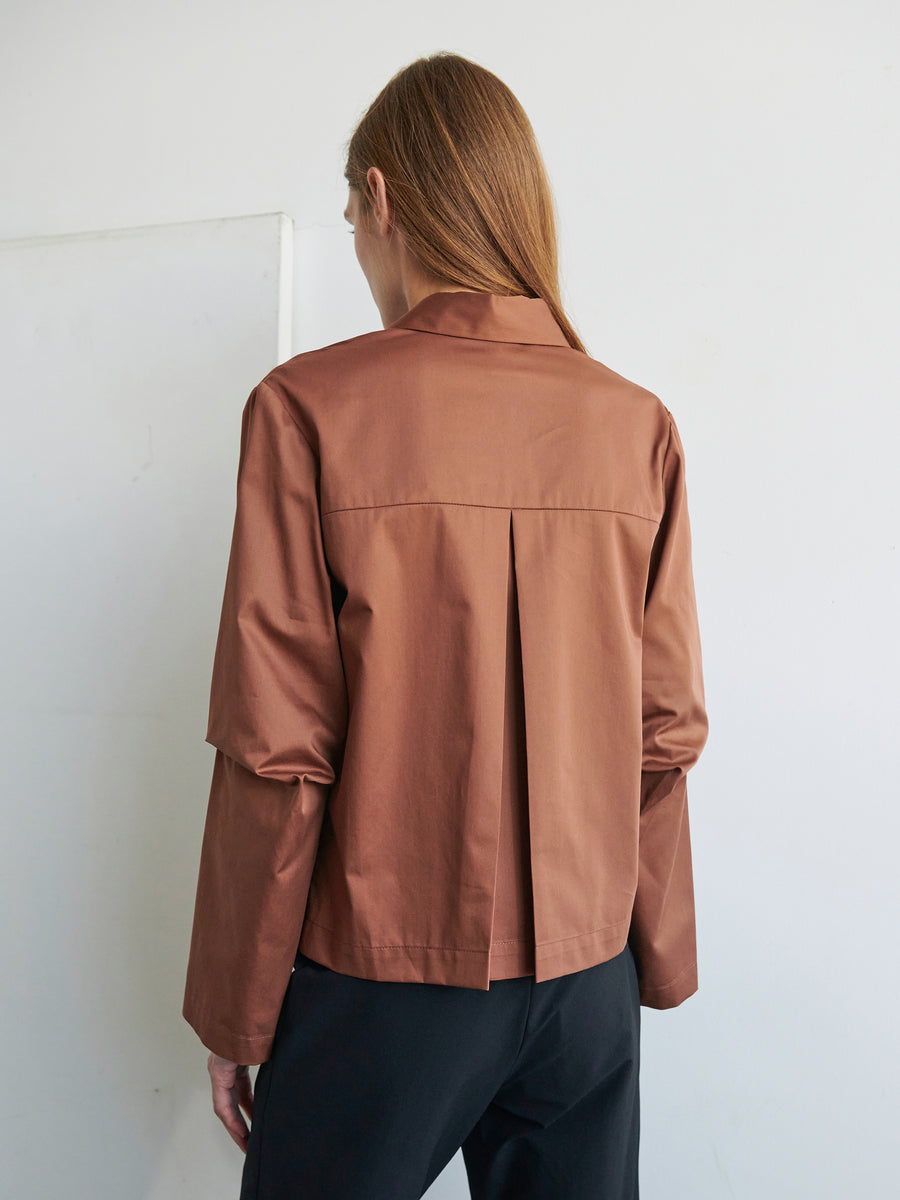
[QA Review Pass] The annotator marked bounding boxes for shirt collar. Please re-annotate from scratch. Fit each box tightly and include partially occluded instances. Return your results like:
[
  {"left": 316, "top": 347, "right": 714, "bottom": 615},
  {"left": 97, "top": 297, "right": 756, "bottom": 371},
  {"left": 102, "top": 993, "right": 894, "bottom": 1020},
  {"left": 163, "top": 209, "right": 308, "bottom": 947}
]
[{"left": 387, "top": 289, "right": 571, "bottom": 347}]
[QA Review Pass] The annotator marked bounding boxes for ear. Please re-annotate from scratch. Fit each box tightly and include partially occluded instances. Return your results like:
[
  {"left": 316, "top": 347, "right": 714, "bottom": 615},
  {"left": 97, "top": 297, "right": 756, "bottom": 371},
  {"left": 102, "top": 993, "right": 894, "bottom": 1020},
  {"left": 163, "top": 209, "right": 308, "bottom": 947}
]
[{"left": 366, "top": 165, "right": 394, "bottom": 233}]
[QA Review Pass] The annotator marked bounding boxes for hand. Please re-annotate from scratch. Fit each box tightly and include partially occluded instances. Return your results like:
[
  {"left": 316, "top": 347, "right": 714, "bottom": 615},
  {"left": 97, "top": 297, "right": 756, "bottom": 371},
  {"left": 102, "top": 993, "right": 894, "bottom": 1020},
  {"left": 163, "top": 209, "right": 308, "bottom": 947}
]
[{"left": 208, "top": 1052, "right": 258, "bottom": 1152}]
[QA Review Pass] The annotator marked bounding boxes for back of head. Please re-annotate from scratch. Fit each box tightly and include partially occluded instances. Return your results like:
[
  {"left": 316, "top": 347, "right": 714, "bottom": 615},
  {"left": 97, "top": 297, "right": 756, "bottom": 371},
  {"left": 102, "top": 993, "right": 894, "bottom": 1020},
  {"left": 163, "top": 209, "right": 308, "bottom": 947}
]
[{"left": 343, "top": 51, "right": 587, "bottom": 353}]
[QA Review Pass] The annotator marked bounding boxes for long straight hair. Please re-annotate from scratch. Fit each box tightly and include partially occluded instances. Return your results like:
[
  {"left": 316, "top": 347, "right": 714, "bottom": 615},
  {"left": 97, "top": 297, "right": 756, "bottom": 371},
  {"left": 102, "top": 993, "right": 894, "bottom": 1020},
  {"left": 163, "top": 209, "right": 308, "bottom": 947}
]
[{"left": 343, "top": 52, "right": 587, "bottom": 354}]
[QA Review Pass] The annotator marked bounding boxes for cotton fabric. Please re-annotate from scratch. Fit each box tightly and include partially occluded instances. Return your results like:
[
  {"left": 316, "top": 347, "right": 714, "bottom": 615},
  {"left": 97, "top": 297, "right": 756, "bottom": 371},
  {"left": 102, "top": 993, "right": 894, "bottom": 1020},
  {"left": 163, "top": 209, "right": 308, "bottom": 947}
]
[{"left": 182, "top": 290, "right": 709, "bottom": 1064}]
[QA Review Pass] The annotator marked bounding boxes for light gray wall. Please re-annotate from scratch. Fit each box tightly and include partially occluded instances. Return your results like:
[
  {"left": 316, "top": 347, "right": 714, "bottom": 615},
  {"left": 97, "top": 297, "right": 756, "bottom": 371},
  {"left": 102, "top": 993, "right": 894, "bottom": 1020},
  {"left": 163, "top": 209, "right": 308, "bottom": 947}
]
[{"left": 1, "top": 2, "right": 897, "bottom": 1197}]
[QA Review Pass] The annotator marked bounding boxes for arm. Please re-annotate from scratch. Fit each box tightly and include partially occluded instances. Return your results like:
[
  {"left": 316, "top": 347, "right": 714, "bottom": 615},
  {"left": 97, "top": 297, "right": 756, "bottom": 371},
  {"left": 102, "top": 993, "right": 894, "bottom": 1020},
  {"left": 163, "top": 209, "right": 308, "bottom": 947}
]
[
  {"left": 182, "top": 379, "right": 348, "bottom": 1064},
  {"left": 628, "top": 410, "right": 710, "bottom": 1007}
]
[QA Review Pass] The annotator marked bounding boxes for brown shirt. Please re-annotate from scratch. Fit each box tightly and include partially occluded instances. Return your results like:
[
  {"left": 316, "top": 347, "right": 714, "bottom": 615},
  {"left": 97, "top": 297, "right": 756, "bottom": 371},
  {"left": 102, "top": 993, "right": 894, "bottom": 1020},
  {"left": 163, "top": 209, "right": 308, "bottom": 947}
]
[{"left": 182, "top": 290, "right": 710, "bottom": 1064}]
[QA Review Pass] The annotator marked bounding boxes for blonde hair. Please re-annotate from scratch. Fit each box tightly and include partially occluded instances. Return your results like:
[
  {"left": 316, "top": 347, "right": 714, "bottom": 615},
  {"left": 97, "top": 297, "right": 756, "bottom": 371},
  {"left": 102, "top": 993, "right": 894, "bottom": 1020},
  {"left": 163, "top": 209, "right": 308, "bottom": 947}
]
[{"left": 343, "top": 51, "right": 587, "bottom": 353}]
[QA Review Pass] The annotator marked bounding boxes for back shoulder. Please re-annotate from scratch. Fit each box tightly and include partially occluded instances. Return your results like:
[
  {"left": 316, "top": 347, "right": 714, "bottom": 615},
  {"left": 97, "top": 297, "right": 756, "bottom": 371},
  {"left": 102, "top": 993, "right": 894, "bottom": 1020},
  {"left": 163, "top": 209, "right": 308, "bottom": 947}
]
[
  {"left": 577, "top": 352, "right": 674, "bottom": 436},
  {"left": 266, "top": 326, "right": 413, "bottom": 393}
]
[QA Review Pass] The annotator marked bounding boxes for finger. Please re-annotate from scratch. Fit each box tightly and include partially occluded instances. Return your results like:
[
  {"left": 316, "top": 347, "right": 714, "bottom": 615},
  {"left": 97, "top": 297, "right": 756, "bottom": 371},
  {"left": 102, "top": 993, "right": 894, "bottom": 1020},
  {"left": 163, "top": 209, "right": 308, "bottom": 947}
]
[{"left": 211, "top": 1077, "right": 251, "bottom": 1153}]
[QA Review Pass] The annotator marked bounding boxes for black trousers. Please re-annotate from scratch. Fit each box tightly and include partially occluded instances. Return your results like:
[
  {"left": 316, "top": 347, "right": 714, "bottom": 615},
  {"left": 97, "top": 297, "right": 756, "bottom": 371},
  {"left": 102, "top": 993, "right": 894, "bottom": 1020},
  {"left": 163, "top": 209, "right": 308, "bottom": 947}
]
[{"left": 240, "top": 942, "right": 641, "bottom": 1199}]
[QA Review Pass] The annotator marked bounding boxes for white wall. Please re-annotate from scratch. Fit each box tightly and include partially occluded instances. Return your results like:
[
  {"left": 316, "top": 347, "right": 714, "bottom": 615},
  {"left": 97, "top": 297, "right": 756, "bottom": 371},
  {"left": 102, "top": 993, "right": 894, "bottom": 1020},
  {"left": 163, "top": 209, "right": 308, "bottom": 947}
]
[{"left": 2, "top": 2, "right": 898, "bottom": 1197}]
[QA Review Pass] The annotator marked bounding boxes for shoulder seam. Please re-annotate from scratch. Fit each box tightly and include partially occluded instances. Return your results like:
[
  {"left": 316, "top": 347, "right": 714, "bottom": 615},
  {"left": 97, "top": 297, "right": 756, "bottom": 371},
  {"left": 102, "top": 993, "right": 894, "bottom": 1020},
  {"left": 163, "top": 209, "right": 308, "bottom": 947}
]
[{"left": 258, "top": 377, "right": 317, "bottom": 457}]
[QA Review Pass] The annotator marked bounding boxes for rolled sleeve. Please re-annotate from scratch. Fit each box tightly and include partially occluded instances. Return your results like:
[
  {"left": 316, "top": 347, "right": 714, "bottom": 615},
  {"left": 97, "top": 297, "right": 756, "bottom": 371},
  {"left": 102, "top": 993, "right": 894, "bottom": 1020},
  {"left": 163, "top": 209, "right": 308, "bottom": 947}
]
[
  {"left": 629, "top": 410, "right": 710, "bottom": 1008},
  {"left": 182, "top": 379, "right": 348, "bottom": 1063}
]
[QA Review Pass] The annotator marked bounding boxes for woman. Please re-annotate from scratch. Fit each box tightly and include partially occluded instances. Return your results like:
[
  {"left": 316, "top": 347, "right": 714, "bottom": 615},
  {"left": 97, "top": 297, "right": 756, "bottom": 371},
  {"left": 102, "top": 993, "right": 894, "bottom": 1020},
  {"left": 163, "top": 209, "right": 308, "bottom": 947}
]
[{"left": 183, "top": 51, "right": 709, "bottom": 1200}]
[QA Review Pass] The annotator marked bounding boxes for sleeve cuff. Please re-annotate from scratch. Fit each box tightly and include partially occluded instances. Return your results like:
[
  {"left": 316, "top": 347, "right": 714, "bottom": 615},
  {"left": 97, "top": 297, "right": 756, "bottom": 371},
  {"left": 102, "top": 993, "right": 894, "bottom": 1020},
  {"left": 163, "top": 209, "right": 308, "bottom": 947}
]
[{"left": 637, "top": 959, "right": 698, "bottom": 1009}]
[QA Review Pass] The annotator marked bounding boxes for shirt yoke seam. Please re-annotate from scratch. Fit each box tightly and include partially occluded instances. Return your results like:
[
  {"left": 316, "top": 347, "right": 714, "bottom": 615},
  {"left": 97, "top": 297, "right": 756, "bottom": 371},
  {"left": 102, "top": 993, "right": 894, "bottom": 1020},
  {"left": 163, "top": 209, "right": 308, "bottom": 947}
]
[{"left": 321, "top": 499, "right": 659, "bottom": 524}]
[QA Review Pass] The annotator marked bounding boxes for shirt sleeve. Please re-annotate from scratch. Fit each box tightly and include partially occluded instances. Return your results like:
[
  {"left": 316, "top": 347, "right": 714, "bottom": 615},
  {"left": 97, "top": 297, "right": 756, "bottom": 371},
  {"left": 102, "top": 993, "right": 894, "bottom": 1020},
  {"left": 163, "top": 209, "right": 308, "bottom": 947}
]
[
  {"left": 182, "top": 378, "right": 348, "bottom": 1064},
  {"left": 628, "top": 410, "right": 710, "bottom": 1008}
]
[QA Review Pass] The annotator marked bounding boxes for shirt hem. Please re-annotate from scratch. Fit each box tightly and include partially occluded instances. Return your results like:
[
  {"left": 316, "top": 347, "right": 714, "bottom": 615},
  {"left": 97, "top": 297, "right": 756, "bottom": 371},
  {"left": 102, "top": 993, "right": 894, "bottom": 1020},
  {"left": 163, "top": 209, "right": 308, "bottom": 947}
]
[{"left": 297, "top": 915, "right": 632, "bottom": 990}]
